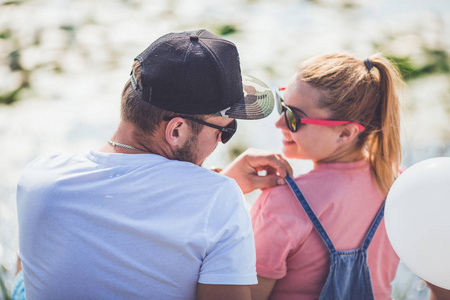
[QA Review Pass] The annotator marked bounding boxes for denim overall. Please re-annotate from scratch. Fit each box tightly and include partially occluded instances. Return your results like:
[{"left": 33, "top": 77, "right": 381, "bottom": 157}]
[{"left": 285, "top": 176, "right": 385, "bottom": 300}]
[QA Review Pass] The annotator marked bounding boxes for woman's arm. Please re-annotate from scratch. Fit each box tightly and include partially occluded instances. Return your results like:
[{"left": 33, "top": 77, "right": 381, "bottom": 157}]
[{"left": 427, "top": 282, "right": 450, "bottom": 300}]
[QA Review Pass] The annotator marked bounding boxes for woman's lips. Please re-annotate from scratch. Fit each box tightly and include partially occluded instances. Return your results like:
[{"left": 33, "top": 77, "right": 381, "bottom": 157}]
[{"left": 282, "top": 136, "right": 295, "bottom": 145}]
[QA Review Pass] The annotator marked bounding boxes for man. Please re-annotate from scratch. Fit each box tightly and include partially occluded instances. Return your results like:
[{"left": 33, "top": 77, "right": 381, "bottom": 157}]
[{"left": 16, "top": 29, "right": 291, "bottom": 300}]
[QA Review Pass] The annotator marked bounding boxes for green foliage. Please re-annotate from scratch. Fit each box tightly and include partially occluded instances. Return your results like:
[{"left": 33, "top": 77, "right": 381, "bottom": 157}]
[
  {"left": 341, "top": 1, "right": 358, "bottom": 9},
  {"left": 8, "top": 50, "right": 22, "bottom": 71},
  {"left": 59, "top": 25, "right": 75, "bottom": 32},
  {"left": 0, "top": 29, "right": 12, "bottom": 39},
  {"left": 0, "top": 87, "right": 22, "bottom": 105},
  {"left": 0, "top": 276, "right": 11, "bottom": 300},
  {"left": 386, "top": 56, "right": 417, "bottom": 80},
  {"left": 264, "top": 65, "right": 276, "bottom": 76},
  {"left": 1, "top": 1, "right": 23, "bottom": 5},
  {"left": 228, "top": 144, "right": 246, "bottom": 161},
  {"left": 422, "top": 48, "right": 450, "bottom": 73},
  {"left": 217, "top": 25, "right": 238, "bottom": 36},
  {"left": 387, "top": 50, "right": 450, "bottom": 81}
]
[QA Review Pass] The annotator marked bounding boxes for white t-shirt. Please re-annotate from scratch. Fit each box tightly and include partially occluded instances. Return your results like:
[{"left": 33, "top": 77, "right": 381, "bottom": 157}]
[{"left": 17, "top": 151, "right": 256, "bottom": 300}]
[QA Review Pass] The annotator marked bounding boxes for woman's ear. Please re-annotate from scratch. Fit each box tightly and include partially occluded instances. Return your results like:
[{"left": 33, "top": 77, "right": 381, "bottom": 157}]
[
  {"left": 338, "top": 123, "right": 361, "bottom": 144},
  {"left": 165, "top": 117, "right": 188, "bottom": 146}
]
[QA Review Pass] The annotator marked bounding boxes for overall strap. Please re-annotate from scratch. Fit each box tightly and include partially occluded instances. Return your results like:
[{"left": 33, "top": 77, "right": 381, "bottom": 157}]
[
  {"left": 361, "top": 201, "right": 386, "bottom": 250},
  {"left": 285, "top": 176, "right": 336, "bottom": 253}
]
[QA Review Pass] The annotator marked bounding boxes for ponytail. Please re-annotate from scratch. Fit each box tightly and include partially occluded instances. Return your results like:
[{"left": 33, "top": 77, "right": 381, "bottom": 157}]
[{"left": 366, "top": 55, "right": 404, "bottom": 195}]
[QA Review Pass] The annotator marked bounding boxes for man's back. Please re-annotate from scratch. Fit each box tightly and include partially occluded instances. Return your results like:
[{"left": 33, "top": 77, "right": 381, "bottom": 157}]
[{"left": 17, "top": 151, "right": 256, "bottom": 299}]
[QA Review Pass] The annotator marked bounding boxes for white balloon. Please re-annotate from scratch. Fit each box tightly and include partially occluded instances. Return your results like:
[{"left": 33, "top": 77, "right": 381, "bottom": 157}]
[{"left": 385, "top": 157, "right": 450, "bottom": 290}]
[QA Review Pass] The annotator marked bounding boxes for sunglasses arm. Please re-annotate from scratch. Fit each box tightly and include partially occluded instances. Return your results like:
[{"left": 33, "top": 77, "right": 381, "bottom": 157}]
[{"left": 301, "top": 119, "right": 365, "bottom": 132}]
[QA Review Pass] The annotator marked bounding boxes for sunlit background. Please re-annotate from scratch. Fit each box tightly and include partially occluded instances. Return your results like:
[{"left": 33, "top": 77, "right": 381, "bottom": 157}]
[{"left": 1, "top": 0, "right": 449, "bottom": 298}]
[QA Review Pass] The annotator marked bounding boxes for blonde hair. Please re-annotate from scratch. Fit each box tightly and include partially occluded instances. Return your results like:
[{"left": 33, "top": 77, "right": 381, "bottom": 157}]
[{"left": 297, "top": 52, "right": 404, "bottom": 195}]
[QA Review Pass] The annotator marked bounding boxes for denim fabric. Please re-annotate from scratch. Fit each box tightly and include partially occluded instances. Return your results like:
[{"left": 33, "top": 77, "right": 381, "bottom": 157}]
[
  {"left": 285, "top": 176, "right": 385, "bottom": 300},
  {"left": 320, "top": 249, "right": 374, "bottom": 300}
]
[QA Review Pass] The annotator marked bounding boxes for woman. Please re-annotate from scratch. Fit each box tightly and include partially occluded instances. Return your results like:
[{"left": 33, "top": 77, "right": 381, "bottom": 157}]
[{"left": 250, "top": 52, "right": 403, "bottom": 299}]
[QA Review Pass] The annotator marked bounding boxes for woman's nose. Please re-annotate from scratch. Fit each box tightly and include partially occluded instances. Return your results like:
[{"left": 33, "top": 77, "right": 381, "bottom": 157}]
[{"left": 275, "top": 113, "right": 287, "bottom": 130}]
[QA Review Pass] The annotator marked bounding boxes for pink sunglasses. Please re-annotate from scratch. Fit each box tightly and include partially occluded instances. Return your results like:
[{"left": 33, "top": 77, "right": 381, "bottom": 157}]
[{"left": 276, "top": 87, "right": 365, "bottom": 132}]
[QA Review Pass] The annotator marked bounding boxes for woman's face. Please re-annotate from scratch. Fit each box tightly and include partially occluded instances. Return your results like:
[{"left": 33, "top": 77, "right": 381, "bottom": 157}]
[{"left": 275, "top": 77, "right": 343, "bottom": 163}]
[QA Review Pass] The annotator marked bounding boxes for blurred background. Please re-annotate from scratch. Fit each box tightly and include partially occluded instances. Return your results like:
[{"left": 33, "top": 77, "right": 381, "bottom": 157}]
[{"left": 0, "top": 0, "right": 449, "bottom": 298}]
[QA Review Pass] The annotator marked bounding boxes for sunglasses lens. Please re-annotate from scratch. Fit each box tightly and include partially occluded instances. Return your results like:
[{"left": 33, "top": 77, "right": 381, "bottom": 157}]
[
  {"left": 285, "top": 109, "right": 298, "bottom": 132},
  {"left": 276, "top": 89, "right": 298, "bottom": 132},
  {"left": 276, "top": 91, "right": 283, "bottom": 114},
  {"left": 222, "top": 133, "right": 231, "bottom": 144},
  {"left": 221, "top": 120, "right": 237, "bottom": 144}
]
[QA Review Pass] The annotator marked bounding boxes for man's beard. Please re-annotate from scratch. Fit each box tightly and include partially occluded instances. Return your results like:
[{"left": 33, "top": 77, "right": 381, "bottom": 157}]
[{"left": 173, "top": 135, "right": 200, "bottom": 165}]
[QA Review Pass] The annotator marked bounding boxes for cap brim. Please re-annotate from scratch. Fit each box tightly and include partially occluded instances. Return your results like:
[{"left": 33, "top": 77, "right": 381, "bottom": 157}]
[{"left": 218, "top": 75, "right": 274, "bottom": 120}]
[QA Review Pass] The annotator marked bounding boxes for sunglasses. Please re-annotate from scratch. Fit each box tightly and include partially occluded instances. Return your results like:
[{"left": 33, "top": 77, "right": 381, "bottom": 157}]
[
  {"left": 163, "top": 116, "right": 237, "bottom": 144},
  {"left": 275, "top": 87, "right": 365, "bottom": 133}
]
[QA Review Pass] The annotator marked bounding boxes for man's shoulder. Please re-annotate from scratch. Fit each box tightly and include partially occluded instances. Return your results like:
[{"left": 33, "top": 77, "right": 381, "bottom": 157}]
[
  {"left": 165, "top": 160, "right": 232, "bottom": 180},
  {"left": 24, "top": 152, "right": 81, "bottom": 170},
  {"left": 161, "top": 161, "right": 242, "bottom": 194}
]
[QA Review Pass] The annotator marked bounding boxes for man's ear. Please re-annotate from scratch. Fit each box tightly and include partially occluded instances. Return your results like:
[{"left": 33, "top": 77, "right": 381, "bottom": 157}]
[
  {"left": 338, "top": 123, "right": 361, "bottom": 144},
  {"left": 165, "top": 117, "right": 188, "bottom": 146}
]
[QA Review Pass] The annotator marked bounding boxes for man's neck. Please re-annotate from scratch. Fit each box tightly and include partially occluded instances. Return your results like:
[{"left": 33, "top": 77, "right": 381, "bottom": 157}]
[{"left": 101, "top": 120, "right": 171, "bottom": 158}]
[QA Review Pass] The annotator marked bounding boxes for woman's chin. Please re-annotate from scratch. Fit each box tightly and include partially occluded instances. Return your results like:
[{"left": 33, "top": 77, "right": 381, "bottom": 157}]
[{"left": 281, "top": 146, "right": 297, "bottom": 159}]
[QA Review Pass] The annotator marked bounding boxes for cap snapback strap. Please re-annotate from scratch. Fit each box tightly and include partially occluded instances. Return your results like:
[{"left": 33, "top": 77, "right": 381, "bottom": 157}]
[
  {"left": 130, "top": 70, "right": 152, "bottom": 102},
  {"left": 130, "top": 70, "right": 141, "bottom": 92}
]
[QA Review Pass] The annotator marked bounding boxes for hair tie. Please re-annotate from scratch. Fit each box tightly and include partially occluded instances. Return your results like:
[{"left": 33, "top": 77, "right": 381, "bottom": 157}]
[{"left": 364, "top": 58, "right": 373, "bottom": 71}]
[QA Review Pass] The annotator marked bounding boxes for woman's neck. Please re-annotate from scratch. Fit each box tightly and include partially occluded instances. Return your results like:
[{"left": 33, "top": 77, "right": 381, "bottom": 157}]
[{"left": 315, "top": 149, "right": 367, "bottom": 167}]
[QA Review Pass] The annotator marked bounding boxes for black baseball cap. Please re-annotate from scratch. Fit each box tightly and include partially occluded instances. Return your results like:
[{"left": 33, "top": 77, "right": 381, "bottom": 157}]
[{"left": 130, "top": 29, "right": 274, "bottom": 120}]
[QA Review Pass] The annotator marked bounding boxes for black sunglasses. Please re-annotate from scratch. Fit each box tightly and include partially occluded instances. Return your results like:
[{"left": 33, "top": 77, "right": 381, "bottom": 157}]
[
  {"left": 275, "top": 87, "right": 365, "bottom": 132},
  {"left": 163, "top": 116, "right": 237, "bottom": 144}
]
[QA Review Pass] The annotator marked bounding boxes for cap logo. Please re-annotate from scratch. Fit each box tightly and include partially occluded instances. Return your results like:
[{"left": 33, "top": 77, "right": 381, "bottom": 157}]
[{"left": 218, "top": 107, "right": 232, "bottom": 117}]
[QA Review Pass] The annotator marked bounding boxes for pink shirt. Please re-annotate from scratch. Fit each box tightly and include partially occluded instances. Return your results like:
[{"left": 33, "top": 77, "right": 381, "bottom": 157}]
[{"left": 251, "top": 160, "right": 399, "bottom": 300}]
